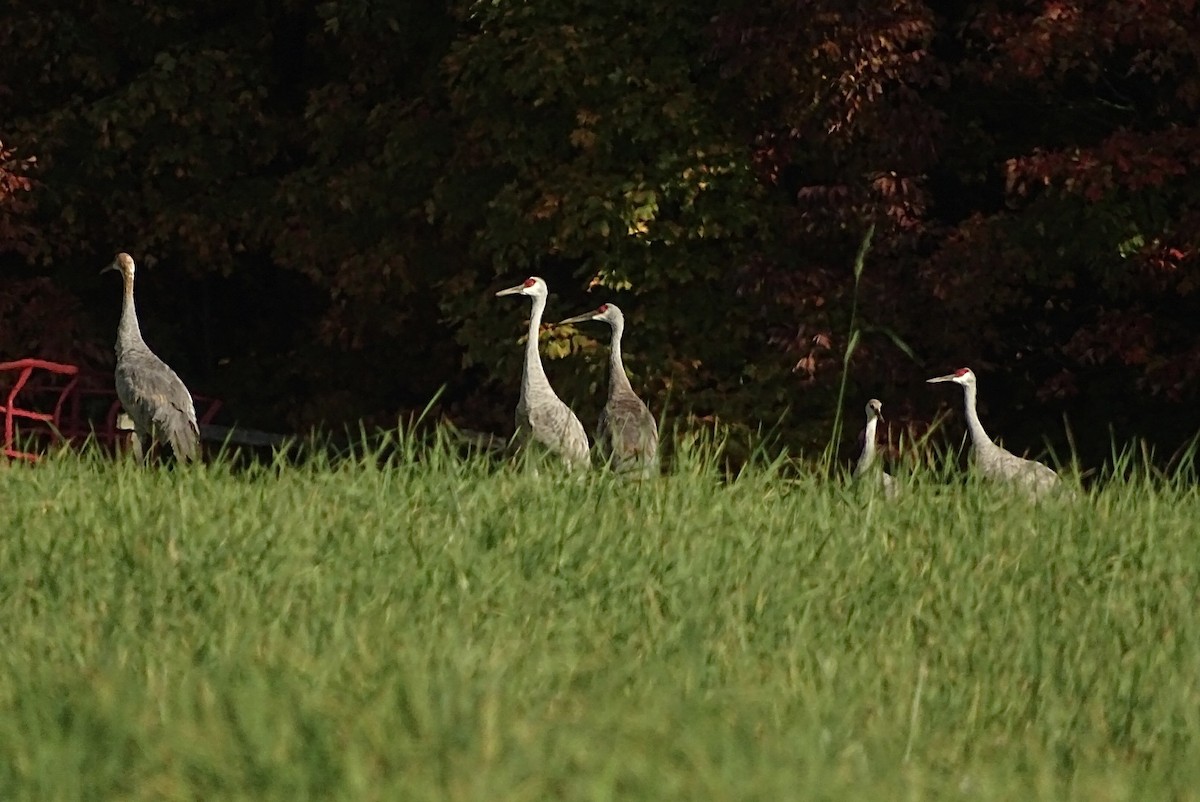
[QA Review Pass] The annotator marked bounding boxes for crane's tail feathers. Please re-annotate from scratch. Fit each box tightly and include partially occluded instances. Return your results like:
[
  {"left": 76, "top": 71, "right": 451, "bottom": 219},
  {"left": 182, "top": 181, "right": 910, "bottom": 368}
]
[{"left": 169, "top": 424, "right": 201, "bottom": 463}]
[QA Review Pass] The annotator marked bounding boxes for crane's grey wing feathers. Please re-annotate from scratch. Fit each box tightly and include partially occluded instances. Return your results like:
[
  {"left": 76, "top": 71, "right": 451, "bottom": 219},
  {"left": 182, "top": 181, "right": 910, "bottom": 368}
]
[
  {"left": 164, "top": 398, "right": 200, "bottom": 462},
  {"left": 525, "top": 398, "right": 590, "bottom": 469},
  {"left": 116, "top": 351, "right": 200, "bottom": 462},
  {"left": 973, "top": 442, "right": 1061, "bottom": 498},
  {"left": 602, "top": 394, "right": 658, "bottom": 476},
  {"left": 1013, "top": 457, "right": 1060, "bottom": 495}
]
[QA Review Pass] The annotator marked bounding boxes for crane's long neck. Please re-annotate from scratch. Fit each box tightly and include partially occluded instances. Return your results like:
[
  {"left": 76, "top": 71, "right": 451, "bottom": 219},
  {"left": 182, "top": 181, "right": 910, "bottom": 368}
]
[
  {"left": 607, "top": 317, "right": 635, "bottom": 399},
  {"left": 116, "top": 273, "right": 145, "bottom": 357},
  {"left": 962, "top": 382, "right": 992, "bottom": 449},
  {"left": 521, "top": 293, "right": 553, "bottom": 398},
  {"left": 855, "top": 416, "right": 878, "bottom": 475}
]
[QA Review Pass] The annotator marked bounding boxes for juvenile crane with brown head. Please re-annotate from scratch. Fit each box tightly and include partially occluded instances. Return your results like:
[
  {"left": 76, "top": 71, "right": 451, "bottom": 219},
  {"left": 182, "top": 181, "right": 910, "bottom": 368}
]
[
  {"left": 853, "top": 398, "right": 896, "bottom": 497},
  {"left": 102, "top": 252, "right": 199, "bottom": 463}
]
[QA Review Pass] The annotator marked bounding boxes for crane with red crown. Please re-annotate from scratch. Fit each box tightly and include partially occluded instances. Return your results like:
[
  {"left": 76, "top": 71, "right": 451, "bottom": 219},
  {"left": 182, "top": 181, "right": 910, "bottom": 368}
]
[
  {"left": 556, "top": 302, "right": 658, "bottom": 478},
  {"left": 927, "top": 367, "right": 1063, "bottom": 497},
  {"left": 496, "top": 277, "right": 590, "bottom": 470}
]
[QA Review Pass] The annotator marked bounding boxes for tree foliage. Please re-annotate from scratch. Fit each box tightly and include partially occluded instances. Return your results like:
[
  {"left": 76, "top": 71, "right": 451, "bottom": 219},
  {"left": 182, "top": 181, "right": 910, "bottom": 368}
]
[{"left": 1, "top": 0, "right": 1197, "bottom": 462}]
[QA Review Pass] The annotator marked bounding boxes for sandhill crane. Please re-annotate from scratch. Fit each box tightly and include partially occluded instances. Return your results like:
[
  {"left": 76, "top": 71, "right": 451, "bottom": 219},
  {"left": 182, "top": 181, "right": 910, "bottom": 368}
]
[
  {"left": 495, "top": 277, "right": 590, "bottom": 470},
  {"left": 926, "top": 367, "right": 1062, "bottom": 496},
  {"left": 853, "top": 398, "right": 896, "bottom": 496},
  {"left": 101, "top": 252, "right": 199, "bottom": 463},
  {"left": 556, "top": 303, "right": 658, "bottom": 477}
]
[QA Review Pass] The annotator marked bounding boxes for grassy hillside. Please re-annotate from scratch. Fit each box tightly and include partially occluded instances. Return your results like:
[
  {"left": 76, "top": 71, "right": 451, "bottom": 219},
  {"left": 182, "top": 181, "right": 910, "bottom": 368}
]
[{"left": 2, "top": 442, "right": 1198, "bottom": 800}]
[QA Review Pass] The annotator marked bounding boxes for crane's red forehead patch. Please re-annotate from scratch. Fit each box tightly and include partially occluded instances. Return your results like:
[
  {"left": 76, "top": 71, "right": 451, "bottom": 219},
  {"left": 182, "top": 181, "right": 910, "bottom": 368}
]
[
  {"left": 598, "top": 303, "right": 608, "bottom": 313},
  {"left": 523, "top": 277, "right": 536, "bottom": 288},
  {"left": 955, "top": 367, "right": 971, "bottom": 377}
]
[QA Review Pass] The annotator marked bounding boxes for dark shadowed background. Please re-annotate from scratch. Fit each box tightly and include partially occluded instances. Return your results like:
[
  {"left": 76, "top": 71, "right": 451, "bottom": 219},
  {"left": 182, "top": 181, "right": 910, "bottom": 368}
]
[{"left": 1, "top": 0, "right": 1197, "bottom": 469}]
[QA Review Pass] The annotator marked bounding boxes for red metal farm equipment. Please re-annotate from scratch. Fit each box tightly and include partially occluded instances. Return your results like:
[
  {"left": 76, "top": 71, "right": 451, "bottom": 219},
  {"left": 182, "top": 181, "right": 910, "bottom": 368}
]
[{"left": 0, "top": 358, "right": 222, "bottom": 462}]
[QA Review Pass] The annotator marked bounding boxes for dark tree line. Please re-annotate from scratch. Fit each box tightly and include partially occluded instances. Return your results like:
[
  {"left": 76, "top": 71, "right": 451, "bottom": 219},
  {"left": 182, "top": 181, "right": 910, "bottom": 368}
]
[{"left": 2, "top": 0, "right": 1198, "bottom": 467}]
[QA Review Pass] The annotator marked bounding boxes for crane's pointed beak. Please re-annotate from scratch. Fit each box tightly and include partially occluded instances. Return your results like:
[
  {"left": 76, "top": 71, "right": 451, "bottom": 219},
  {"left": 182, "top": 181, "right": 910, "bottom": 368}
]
[
  {"left": 877, "top": 410, "right": 885, "bottom": 423},
  {"left": 99, "top": 262, "right": 117, "bottom": 275},
  {"left": 495, "top": 284, "right": 525, "bottom": 297},
  {"left": 554, "top": 312, "right": 596, "bottom": 326},
  {"left": 926, "top": 374, "right": 957, "bottom": 384}
]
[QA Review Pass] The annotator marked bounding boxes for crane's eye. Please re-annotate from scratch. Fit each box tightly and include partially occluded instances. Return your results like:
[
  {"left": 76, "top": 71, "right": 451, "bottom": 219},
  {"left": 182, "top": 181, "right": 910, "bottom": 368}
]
[
  {"left": 955, "top": 368, "right": 971, "bottom": 377},
  {"left": 523, "top": 278, "right": 537, "bottom": 288},
  {"left": 598, "top": 304, "right": 608, "bottom": 313}
]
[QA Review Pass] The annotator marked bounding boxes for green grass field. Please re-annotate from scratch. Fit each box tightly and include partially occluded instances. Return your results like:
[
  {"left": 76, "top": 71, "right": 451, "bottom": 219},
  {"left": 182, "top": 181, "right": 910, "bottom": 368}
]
[{"left": 3, "top": 440, "right": 1199, "bottom": 801}]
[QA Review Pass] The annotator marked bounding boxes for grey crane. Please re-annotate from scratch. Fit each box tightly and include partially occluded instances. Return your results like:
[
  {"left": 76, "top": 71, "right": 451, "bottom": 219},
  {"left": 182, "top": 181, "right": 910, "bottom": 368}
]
[
  {"left": 926, "top": 367, "right": 1061, "bottom": 496},
  {"left": 102, "top": 252, "right": 200, "bottom": 463},
  {"left": 495, "top": 277, "right": 590, "bottom": 470},
  {"left": 556, "top": 302, "right": 658, "bottom": 477},
  {"left": 853, "top": 398, "right": 896, "bottom": 496}
]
